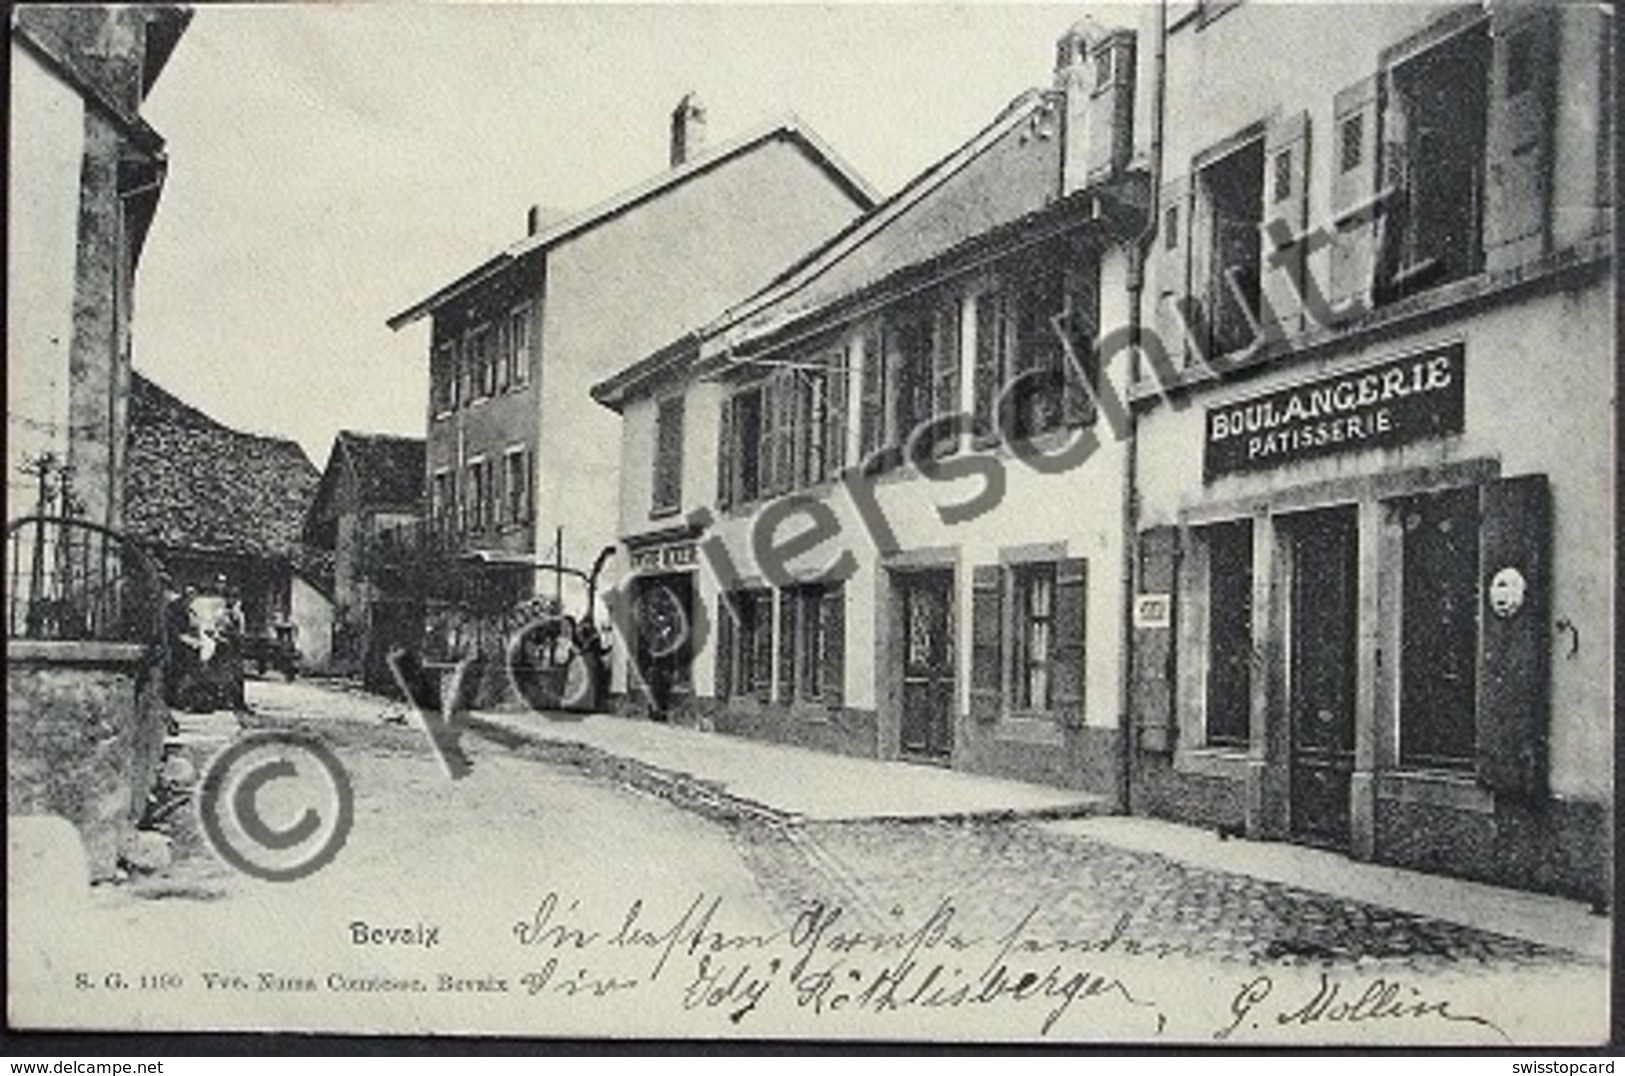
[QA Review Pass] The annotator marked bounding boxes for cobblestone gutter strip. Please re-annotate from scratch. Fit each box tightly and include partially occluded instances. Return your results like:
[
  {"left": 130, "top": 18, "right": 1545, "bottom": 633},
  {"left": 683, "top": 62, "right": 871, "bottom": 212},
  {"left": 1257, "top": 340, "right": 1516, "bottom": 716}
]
[
  {"left": 462, "top": 716, "right": 890, "bottom": 926},
  {"left": 465, "top": 716, "right": 795, "bottom": 829}
]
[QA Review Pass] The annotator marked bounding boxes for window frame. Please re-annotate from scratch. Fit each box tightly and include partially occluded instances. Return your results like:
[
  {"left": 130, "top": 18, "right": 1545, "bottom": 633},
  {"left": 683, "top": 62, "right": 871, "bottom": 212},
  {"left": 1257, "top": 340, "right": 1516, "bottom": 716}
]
[
  {"left": 1010, "top": 563, "right": 1058, "bottom": 713},
  {"left": 502, "top": 445, "right": 528, "bottom": 527},
  {"left": 651, "top": 395, "right": 685, "bottom": 518}
]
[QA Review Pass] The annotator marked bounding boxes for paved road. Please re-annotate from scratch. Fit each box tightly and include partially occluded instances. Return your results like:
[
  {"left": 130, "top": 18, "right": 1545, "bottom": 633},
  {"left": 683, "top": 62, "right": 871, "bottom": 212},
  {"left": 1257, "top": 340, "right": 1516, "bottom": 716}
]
[{"left": 9, "top": 678, "right": 1607, "bottom": 1044}]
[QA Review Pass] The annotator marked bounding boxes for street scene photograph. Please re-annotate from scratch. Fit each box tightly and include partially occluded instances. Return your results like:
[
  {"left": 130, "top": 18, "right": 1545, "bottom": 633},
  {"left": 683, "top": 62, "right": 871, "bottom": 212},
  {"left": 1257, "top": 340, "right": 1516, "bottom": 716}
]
[{"left": 6, "top": 0, "right": 1616, "bottom": 1048}]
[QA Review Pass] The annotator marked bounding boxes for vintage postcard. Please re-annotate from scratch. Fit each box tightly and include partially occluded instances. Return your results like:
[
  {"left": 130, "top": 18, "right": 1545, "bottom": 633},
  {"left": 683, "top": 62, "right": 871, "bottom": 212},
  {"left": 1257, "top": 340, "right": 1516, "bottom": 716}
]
[{"left": 6, "top": 1, "right": 1614, "bottom": 1047}]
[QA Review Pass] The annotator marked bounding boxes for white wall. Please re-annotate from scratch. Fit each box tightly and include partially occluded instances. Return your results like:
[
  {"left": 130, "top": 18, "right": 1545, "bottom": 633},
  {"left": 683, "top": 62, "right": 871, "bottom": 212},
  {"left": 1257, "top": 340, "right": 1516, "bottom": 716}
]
[
  {"left": 6, "top": 46, "right": 84, "bottom": 518},
  {"left": 1135, "top": 282, "right": 1615, "bottom": 802},
  {"left": 290, "top": 573, "right": 334, "bottom": 671}
]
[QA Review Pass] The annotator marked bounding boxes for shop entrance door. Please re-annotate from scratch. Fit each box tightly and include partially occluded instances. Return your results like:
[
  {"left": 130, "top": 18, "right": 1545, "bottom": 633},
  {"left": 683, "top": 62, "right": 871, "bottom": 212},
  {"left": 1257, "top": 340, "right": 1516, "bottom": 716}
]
[
  {"left": 898, "top": 569, "right": 954, "bottom": 760},
  {"left": 633, "top": 572, "right": 694, "bottom": 721},
  {"left": 1286, "top": 507, "right": 1358, "bottom": 848}
]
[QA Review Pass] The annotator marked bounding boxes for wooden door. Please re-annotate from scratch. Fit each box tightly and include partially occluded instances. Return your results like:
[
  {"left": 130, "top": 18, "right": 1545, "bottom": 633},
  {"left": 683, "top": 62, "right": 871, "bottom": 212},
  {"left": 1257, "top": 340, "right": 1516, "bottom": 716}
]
[
  {"left": 898, "top": 570, "right": 954, "bottom": 759},
  {"left": 1287, "top": 507, "right": 1358, "bottom": 848}
]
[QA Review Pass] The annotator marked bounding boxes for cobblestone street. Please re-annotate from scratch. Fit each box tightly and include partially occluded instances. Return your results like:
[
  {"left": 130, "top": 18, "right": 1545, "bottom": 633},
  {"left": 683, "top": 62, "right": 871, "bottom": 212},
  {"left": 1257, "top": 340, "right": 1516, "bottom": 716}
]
[{"left": 11, "top": 680, "right": 1607, "bottom": 1044}]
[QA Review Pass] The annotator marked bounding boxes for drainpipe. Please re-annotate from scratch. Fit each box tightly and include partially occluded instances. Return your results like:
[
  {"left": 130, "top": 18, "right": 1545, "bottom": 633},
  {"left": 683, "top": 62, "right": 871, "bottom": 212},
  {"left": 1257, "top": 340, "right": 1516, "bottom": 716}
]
[{"left": 1118, "top": 0, "right": 1167, "bottom": 815}]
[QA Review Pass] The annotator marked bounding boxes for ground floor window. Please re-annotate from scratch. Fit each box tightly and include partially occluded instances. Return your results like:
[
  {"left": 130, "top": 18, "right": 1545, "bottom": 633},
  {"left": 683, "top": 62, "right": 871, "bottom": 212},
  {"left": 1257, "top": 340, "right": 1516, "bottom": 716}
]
[
  {"left": 970, "top": 556, "right": 1086, "bottom": 722},
  {"left": 1203, "top": 519, "right": 1253, "bottom": 748},
  {"left": 778, "top": 582, "right": 845, "bottom": 705},
  {"left": 718, "top": 587, "right": 774, "bottom": 701},
  {"left": 1011, "top": 564, "right": 1056, "bottom": 710},
  {"left": 1397, "top": 486, "right": 1480, "bottom": 769}
]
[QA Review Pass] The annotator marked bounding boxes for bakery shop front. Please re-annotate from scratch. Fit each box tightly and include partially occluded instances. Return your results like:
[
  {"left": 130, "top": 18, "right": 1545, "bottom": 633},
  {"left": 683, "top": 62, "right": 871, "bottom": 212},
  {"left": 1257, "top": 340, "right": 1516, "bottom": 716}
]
[{"left": 1126, "top": 324, "right": 1609, "bottom": 903}]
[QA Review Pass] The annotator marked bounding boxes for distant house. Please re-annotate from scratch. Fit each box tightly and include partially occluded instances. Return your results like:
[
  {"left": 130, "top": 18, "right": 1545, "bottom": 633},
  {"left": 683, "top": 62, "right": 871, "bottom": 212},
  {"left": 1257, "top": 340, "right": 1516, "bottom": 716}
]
[
  {"left": 303, "top": 431, "right": 425, "bottom": 684},
  {"left": 123, "top": 372, "right": 333, "bottom": 670},
  {"left": 385, "top": 96, "right": 876, "bottom": 704}
]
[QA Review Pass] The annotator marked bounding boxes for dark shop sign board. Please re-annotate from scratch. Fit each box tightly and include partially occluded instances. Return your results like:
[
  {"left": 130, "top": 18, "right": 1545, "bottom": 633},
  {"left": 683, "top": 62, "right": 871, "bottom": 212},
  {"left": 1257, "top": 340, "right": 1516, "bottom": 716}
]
[
  {"left": 630, "top": 541, "right": 698, "bottom": 572},
  {"left": 1203, "top": 342, "right": 1465, "bottom": 481}
]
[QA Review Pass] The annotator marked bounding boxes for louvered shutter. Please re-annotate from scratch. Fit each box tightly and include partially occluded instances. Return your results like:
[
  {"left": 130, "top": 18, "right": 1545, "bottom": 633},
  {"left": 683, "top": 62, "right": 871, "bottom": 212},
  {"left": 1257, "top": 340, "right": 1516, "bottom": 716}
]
[
  {"left": 1052, "top": 558, "right": 1088, "bottom": 728},
  {"left": 931, "top": 301, "right": 960, "bottom": 452},
  {"left": 777, "top": 371, "right": 799, "bottom": 495},
  {"left": 1483, "top": 3, "right": 1557, "bottom": 272},
  {"left": 821, "top": 585, "right": 845, "bottom": 709},
  {"left": 714, "top": 592, "right": 734, "bottom": 699},
  {"left": 1132, "top": 526, "right": 1180, "bottom": 753},
  {"left": 778, "top": 589, "right": 797, "bottom": 703},
  {"left": 970, "top": 565, "right": 1004, "bottom": 722},
  {"left": 1060, "top": 261, "right": 1098, "bottom": 426},
  {"left": 973, "top": 292, "right": 1002, "bottom": 438},
  {"left": 753, "top": 591, "right": 774, "bottom": 703},
  {"left": 757, "top": 378, "right": 778, "bottom": 498},
  {"left": 1476, "top": 474, "right": 1551, "bottom": 800},
  {"left": 826, "top": 347, "right": 849, "bottom": 475},
  {"left": 1155, "top": 175, "right": 1193, "bottom": 366},
  {"left": 716, "top": 395, "right": 734, "bottom": 509},
  {"left": 1261, "top": 110, "right": 1311, "bottom": 336},
  {"left": 1376, "top": 70, "right": 1411, "bottom": 297},
  {"left": 858, "top": 328, "right": 885, "bottom": 459},
  {"left": 1329, "top": 76, "right": 1380, "bottom": 317}
]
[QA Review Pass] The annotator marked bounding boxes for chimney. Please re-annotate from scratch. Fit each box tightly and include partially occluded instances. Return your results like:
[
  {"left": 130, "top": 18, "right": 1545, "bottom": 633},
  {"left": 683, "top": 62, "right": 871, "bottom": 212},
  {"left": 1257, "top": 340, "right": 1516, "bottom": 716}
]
[
  {"left": 670, "top": 92, "right": 707, "bottom": 167},
  {"left": 527, "top": 204, "right": 564, "bottom": 236},
  {"left": 1054, "top": 19, "right": 1135, "bottom": 194}
]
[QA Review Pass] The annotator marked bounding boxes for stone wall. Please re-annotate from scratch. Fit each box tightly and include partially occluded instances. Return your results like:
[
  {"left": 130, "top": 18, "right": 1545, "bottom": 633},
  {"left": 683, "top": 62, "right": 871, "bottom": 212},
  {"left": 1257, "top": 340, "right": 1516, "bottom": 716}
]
[{"left": 6, "top": 641, "right": 168, "bottom": 880}]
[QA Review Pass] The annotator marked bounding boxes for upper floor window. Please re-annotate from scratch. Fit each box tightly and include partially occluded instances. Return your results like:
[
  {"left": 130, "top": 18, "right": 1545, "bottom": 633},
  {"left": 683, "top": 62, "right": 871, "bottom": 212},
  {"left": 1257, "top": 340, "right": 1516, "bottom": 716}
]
[
  {"left": 718, "top": 353, "right": 847, "bottom": 509},
  {"left": 502, "top": 447, "right": 529, "bottom": 525},
  {"left": 1379, "top": 22, "right": 1490, "bottom": 301},
  {"left": 432, "top": 342, "right": 459, "bottom": 416},
  {"left": 505, "top": 305, "right": 531, "bottom": 389},
  {"left": 431, "top": 470, "right": 455, "bottom": 522},
  {"left": 1194, "top": 134, "right": 1265, "bottom": 358},
  {"left": 465, "top": 457, "right": 494, "bottom": 532},
  {"left": 973, "top": 254, "right": 1098, "bottom": 441},
  {"left": 651, "top": 396, "right": 684, "bottom": 516},
  {"left": 860, "top": 301, "right": 958, "bottom": 464}
]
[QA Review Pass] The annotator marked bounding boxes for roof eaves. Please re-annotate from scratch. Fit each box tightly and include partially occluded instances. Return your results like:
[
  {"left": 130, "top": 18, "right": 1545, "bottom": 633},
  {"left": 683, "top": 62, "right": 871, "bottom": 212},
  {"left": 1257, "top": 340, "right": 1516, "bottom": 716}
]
[{"left": 386, "top": 115, "right": 876, "bottom": 332}]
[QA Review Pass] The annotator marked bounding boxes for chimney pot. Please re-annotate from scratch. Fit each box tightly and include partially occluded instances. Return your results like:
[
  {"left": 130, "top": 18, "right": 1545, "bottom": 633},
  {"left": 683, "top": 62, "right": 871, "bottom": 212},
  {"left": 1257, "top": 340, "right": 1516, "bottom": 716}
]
[{"left": 670, "top": 92, "right": 707, "bottom": 167}]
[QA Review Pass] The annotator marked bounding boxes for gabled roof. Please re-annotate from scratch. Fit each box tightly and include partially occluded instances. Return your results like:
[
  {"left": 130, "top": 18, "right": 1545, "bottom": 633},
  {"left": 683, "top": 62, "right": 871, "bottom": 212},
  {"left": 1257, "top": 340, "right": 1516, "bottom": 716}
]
[
  {"left": 387, "top": 114, "right": 878, "bottom": 331},
  {"left": 124, "top": 372, "right": 320, "bottom": 562},
  {"left": 303, "top": 430, "right": 425, "bottom": 547},
  {"left": 592, "top": 89, "right": 1067, "bottom": 409}
]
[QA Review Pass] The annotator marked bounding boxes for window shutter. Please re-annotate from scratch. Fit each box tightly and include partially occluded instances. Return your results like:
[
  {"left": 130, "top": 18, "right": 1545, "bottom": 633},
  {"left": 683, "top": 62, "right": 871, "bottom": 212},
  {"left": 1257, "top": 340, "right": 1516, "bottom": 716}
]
[
  {"left": 1154, "top": 175, "right": 1193, "bottom": 365},
  {"left": 1060, "top": 262, "right": 1098, "bottom": 427},
  {"left": 777, "top": 589, "right": 796, "bottom": 704},
  {"left": 821, "top": 585, "right": 845, "bottom": 709},
  {"left": 1475, "top": 474, "right": 1550, "bottom": 800},
  {"left": 1329, "top": 75, "right": 1380, "bottom": 316},
  {"left": 970, "top": 565, "right": 1004, "bottom": 722},
  {"left": 753, "top": 591, "right": 774, "bottom": 703},
  {"left": 826, "top": 348, "right": 849, "bottom": 475},
  {"left": 1132, "top": 526, "right": 1180, "bottom": 753},
  {"left": 1052, "top": 557, "right": 1088, "bottom": 727},
  {"left": 1375, "top": 70, "right": 1411, "bottom": 297},
  {"left": 778, "top": 371, "right": 800, "bottom": 496},
  {"left": 1483, "top": 3, "right": 1557, "bottom": 272},
  {"left": 932, "top": 301, "right": 960, "bottom": 448},
  {"left": 858, "top": 329, "right": 885, "bottom": 458},
  {"left": 973, "top": 292, "right": 1003, "bottom": 437},
  {"left": 757, "top": 378, "right": 778, "bottom": 498},
  {"left": 714, "top": 593, "right": 734, "bottom": 699},
  {"left": 716, "top": 395, "right": 734, "bottom": 509},
  {"left": 1261, "top": 110, "right": 1311, "bottom": 336}
]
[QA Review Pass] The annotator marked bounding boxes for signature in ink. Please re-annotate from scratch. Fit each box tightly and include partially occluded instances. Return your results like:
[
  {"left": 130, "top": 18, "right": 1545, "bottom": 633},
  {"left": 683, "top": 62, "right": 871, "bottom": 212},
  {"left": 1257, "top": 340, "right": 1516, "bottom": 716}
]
[{"left": 1214, "top": 972, "right": 1512, "bottom": 1043}]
